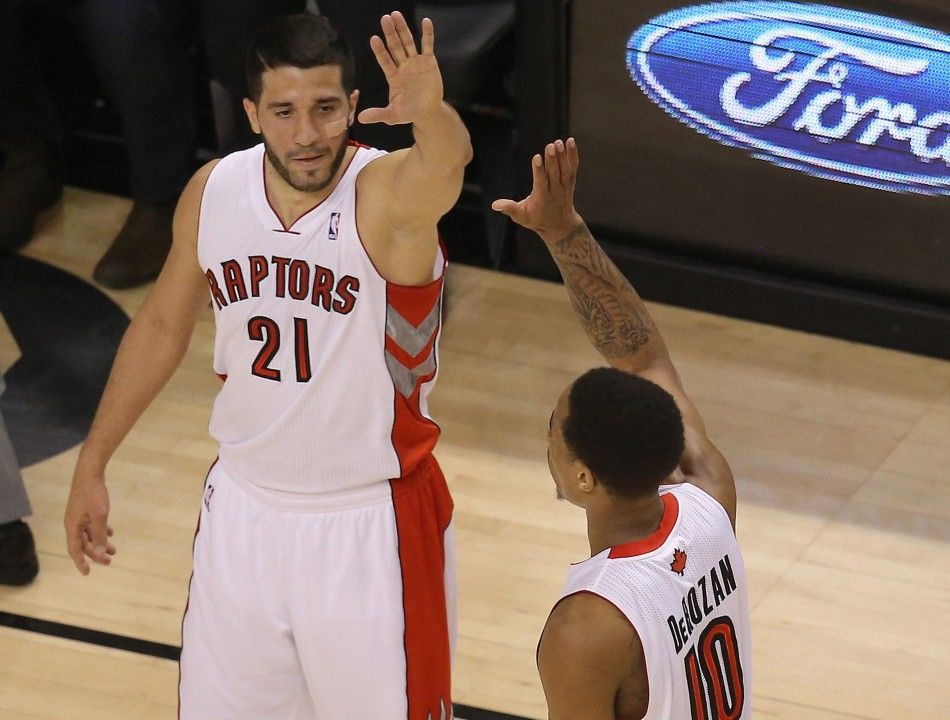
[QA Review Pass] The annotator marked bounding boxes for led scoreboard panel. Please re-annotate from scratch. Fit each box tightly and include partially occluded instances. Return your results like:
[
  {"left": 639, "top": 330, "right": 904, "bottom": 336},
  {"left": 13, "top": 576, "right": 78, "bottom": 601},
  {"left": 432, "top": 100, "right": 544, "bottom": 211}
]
[{"left": 570, "top": 1, "right": 950, "bottom": 301}]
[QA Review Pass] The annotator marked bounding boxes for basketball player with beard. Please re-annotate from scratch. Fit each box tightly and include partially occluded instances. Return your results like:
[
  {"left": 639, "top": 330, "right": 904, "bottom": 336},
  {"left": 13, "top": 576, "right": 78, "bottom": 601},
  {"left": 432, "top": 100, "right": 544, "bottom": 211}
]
[
  {"left": 64, "top": 11, "right": 470, "bottom": 719},
  {"left": 494, "top": 139, "right": 752, "bottom": 719}
]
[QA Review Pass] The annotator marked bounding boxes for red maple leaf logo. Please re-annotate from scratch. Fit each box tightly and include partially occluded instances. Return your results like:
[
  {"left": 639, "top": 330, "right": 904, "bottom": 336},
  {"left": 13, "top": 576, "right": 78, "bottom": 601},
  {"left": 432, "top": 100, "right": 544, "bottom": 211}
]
[{"left": 670, "top": 548, "right": 687, "bottom": 575}]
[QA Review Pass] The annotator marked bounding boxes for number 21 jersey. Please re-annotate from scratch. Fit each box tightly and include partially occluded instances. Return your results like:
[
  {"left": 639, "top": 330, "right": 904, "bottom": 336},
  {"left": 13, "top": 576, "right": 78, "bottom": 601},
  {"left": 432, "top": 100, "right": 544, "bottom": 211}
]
[{"left": 197, "top": 142, "right": 445, "bottom": 495}]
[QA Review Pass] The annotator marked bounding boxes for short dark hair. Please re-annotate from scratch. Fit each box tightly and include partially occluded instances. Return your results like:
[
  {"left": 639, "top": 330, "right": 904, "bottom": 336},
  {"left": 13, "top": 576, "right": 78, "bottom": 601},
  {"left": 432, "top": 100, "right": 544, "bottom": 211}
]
[
  {"left": 562, "top": 367, "right": 685, "bottom": 497},
  {"left": 245, "top": 13, "right": 356, "bottom": 103}
]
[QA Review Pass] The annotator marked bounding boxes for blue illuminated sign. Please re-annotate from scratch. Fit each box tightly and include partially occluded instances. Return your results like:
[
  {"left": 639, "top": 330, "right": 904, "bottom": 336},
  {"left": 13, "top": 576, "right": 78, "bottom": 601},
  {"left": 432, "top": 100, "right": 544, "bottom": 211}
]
[{"left": 627, "top": 2, "right": 950, "bottom": 195}]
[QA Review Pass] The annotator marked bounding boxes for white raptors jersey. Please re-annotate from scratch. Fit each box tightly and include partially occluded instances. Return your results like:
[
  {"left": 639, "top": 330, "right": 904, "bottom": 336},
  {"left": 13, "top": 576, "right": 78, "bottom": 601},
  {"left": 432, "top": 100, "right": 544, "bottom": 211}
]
[
  {"left": 197, "top": 142, "right": 445, "bottom": 495},
  {"left": 558, "top": 483, "right": 752, "bottom": 720}
]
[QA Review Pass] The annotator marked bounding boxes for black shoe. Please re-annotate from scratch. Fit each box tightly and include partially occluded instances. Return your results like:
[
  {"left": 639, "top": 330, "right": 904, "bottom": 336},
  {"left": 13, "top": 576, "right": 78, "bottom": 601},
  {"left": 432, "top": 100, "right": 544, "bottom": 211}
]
[
  {"left": 93, "top": 200, "right": 175, "bottom": 289},
  {"left": 0, "top": 129, "right": 63, "bottom": 252},
  {"left": 0, "top": 520, "right": 39, "bottom": 586}
]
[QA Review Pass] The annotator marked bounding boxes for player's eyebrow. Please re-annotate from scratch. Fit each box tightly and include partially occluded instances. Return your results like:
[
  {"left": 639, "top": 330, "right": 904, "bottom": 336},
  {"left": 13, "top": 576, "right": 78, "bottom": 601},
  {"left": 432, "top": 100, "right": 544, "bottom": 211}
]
[{"left": 267, "top": 97, "right": 341, "bottom": 110}]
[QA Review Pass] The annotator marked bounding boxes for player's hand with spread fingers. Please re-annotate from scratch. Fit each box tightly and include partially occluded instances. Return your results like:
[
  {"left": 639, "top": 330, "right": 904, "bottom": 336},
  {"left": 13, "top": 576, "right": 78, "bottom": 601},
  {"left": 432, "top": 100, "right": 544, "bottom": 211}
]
[
  {"left": 64, "top": 464, "right": 116, "bottom": 575},
  {"left": 358, "top": 12, "right": 444, "bottom": 126},
  {"left": 492, "top": 137, "right": 584, "bottom": 243}
]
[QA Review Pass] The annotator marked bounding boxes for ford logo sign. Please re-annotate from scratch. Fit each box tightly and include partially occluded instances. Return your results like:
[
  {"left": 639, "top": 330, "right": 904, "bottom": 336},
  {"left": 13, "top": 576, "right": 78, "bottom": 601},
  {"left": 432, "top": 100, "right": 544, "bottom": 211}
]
[{"left": 627, "top": 2, "right": 950, "bottom": 195}]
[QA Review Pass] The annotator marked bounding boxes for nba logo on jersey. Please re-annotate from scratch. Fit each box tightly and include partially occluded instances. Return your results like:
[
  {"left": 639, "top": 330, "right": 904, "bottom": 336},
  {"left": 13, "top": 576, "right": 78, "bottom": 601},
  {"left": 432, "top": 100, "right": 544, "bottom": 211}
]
[
  {"left": 203, "top": 484, "right": 215, "bottom": 512},
  {"left": 328, "top": 212, "right": 341, "bottom": 241}
]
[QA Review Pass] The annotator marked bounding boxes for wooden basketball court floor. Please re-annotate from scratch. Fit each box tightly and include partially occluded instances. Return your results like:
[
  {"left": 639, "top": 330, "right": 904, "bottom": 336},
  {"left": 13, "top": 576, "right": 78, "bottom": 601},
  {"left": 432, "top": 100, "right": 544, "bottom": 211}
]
[{"left": 1, "top": 188, "right": 948, "bottom": 719}]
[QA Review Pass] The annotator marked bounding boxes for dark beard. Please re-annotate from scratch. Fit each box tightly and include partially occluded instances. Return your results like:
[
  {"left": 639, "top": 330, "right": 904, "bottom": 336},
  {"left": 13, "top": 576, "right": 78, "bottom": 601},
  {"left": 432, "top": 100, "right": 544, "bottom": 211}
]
[{"left": 263, "top": 133, "right": 349, "bottom": 193}]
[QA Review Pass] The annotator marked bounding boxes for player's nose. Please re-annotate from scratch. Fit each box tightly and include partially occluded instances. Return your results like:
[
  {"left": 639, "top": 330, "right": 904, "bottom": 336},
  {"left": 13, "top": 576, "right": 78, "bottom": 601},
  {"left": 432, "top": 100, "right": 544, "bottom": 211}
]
[{"left": 293, "top": 113, "right": 323, "bottom": 146}]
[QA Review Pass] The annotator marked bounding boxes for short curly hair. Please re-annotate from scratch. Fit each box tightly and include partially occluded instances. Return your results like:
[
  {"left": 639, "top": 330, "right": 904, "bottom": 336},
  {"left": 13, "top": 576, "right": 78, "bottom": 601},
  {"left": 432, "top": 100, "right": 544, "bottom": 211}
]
[{"left": 562, "top": 367, "right": 685, "bottom": 497}]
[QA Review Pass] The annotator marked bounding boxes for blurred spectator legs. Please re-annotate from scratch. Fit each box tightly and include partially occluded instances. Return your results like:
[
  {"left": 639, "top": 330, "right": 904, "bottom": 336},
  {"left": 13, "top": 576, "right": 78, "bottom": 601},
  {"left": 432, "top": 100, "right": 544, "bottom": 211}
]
[
  {"left": 0, "top": 0, "right": 64, "bottom": 253},
  {"left": 81, "top": 0, "right": 196, "bottom": 288}
]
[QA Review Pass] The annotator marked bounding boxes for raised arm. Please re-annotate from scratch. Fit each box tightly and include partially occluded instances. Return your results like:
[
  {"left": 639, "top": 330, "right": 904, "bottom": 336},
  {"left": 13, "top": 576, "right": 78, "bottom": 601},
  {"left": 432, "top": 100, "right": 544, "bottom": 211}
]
[
  {"left": 493, "top": 139, "right": 737, "bottom": 526},
  {"left": 64, "top": 161, "right": 218, "bottom": 574},
  {"left": 356, "top": 11, "right": 472, "bottom": 286}
]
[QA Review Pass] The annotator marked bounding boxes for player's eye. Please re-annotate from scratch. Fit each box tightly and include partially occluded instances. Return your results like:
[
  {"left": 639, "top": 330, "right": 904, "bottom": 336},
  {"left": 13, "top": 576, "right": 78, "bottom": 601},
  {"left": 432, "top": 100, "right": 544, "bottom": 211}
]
[{"left": 275, "top": 109, "right": 292, "bottom": 118}]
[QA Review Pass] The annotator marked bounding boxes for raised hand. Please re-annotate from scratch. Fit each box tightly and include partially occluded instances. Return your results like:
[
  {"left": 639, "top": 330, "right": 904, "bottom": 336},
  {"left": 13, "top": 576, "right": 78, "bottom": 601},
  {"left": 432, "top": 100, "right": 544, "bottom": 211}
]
[
  {"left": 358, "top": 12, "right": 444, "bottom": 126},
  {"left": 492, "top": 138, "right": 583, "bottom": 242}
]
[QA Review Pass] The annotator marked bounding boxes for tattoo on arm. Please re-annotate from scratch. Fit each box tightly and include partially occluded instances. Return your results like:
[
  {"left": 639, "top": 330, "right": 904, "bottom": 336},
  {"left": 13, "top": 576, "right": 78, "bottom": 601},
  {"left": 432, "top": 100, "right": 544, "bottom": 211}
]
[{"left": 550, "top": 222, "right": 657, "bottom": 359}]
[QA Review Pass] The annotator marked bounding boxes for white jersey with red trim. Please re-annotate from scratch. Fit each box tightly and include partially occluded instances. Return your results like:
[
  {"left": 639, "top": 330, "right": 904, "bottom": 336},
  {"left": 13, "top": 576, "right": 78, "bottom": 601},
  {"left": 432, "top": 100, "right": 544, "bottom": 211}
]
[
  {"left": 558, "top": 482, "right": 752, "bottom": 720},
  {"left": 197, "top": 142, "right": 445, "bottom": 495}
]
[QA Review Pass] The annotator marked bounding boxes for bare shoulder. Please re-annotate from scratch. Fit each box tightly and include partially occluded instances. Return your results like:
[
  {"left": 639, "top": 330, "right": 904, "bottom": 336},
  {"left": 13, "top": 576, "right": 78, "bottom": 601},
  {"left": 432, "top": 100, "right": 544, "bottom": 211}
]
[
  {"left": 353, "top": 148, "right": 409, "bottom": 217},
  {"left": 185, "top": 158, "right": 221, "bottom": 195},
  {"left": 540, "top": 592, "right": 637, "bottom": 675},
  {"left": 538, "top": 593, "right": 641, "bottom": 719},
  {"left": 356, "top": 147, "right": 409, "bottom": 182},
  {"left": 174, "top": 159, "right": 222, "bottom": 239},
  {"left": 145, "top": 159, "right": 223, "bottom": 321}
]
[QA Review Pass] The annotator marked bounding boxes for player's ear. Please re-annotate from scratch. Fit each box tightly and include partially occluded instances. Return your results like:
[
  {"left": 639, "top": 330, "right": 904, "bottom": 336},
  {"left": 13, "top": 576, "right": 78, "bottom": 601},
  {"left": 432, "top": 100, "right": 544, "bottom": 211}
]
[
  {"left": 243, "top": 98, "right": 262, "bottom": 135},
  {"left": 576, "top": 464, "right": 596, "bottom": 495}
]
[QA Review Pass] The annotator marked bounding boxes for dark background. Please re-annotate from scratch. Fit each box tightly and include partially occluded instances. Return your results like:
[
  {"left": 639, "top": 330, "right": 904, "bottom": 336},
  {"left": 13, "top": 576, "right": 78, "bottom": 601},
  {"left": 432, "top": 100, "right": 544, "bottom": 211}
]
[
  {"left": 41, "top": 0, "right": 950, "bottom": 357},
  {"left": 570, "top": 0, "right": 950, "bottom": 304}
]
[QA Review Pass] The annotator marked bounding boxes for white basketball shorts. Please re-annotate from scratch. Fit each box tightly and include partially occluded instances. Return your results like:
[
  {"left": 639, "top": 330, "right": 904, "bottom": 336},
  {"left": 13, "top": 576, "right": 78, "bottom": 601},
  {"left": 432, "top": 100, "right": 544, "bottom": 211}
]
[{"left": 178, "top": 454, "right": 456, "bottom": 719}]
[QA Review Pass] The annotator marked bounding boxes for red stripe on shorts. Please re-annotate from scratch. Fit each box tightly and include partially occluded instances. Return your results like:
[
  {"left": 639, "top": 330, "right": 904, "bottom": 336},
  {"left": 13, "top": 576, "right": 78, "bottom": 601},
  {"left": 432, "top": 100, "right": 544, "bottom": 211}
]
[{"left": 391, "top": 455, "right": 454, "bottom": 719}]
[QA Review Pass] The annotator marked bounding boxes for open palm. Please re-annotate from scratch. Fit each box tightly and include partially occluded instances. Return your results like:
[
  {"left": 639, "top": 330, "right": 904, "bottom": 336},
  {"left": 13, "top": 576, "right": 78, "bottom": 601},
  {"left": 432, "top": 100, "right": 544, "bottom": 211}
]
[
  {"left": 359, "top": 12, "right": 444, "bottom": 126},
  {"left": 493, "top": 138, "right": 582, "bottom": 240}
]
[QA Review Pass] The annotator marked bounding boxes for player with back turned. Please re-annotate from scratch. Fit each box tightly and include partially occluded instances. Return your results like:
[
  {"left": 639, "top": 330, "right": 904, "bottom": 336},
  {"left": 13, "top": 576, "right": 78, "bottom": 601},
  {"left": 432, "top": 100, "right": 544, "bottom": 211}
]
[
  {"left": 493, "top": 139, "right": 753, "bottom": 720},
  {"left": 64, "top": 11, "right": 471, "bottom": 719}
]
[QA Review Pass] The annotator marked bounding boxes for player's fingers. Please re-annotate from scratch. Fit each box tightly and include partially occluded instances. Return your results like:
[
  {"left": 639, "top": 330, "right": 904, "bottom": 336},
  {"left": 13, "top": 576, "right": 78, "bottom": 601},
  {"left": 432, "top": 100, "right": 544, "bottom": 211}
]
[
  {"left": 83, "top": 539, "right": 111, "bottom": 565},
  {"left": 85, "top": 527, "right": 116, "bottom": 555},
  {"left": 82, "top": 518, "right": 112, "bottom": 561},
  {"left": 357, "top": 106, "right": 395, "bottom": 126},
  {"left": 369, "top": 35, "right": 397, "bottom": 79},
  {"left": 381, "top": 14, "right": 408, "bottom": 63},
  {"left": 88, "top": 512, "right": 111, "bottom": 554},
  {"left": 554, "top": 139, "right": 572, "bottom": 187},
  {"left": 420, "top": 17, "right": 435, "bottom": 55},
  {"left": 559, "top": 137, "right": 578, "bottom": 191},
  {"left": 66, "top": 525, "right": 90, "bottom": 575},
  {"left": 567, "top": 136, "right": 580, "bottom": 175},
  {"left": 391, "top": 11, "right": 418, "bottom": 56},
  {"left": 544, "top": 143, "right": 561, "bottom": 189},
  {"left": 531, "top": 153, "right": 548, "bottom": 194}
]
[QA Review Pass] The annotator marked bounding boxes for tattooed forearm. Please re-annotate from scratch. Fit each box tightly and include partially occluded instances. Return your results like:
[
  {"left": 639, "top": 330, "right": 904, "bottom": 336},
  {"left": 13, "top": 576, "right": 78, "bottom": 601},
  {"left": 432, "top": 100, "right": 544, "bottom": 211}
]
[{"left": 548, "top": 222, "right": 657, "bottom": 360}]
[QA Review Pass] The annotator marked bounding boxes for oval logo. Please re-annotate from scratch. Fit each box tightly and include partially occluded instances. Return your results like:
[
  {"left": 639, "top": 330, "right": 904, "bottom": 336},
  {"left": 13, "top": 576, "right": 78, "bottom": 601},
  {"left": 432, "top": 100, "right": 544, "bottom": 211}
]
[{"left": 627, "top": 2, "right": 950, "bottom": 195}]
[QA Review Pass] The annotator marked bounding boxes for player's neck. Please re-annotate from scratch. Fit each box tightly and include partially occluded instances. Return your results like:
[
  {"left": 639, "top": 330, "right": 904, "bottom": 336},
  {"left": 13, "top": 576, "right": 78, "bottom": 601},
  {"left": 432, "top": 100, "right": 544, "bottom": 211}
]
[{"left": 585, "top": 492, "right": 665, "bottom": 557}]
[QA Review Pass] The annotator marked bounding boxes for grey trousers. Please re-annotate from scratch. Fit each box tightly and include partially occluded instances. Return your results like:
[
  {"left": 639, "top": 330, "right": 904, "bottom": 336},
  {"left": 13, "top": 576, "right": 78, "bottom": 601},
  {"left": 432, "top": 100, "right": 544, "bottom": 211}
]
[{"left": 0, "top": 376, "right": 31, "bottom": 524}]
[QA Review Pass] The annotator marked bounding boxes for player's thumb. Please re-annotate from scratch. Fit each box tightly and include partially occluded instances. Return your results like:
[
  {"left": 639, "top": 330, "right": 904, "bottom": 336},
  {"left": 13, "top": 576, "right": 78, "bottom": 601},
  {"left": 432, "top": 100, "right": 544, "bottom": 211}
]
[
  {"left": 491, "top": 199, "right": 522, "bottom": 222},
  {"left": 357, "top": 106, "right": 394, "bottom": 126}
]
